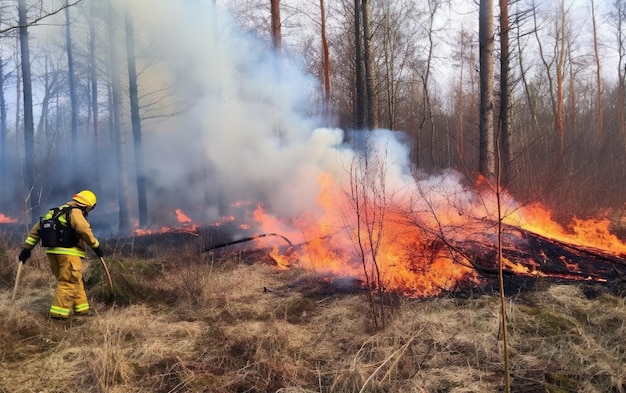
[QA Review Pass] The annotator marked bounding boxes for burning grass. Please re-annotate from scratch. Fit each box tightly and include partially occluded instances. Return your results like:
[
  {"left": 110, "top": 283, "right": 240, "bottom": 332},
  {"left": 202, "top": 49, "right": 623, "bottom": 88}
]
[{"left": 0, "top": 243, "right": 625, "bottom": 392}]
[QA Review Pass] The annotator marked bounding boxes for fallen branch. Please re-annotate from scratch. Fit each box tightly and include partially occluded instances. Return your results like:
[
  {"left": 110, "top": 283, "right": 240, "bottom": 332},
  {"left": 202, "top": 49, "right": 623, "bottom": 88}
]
[{"left": 203, "top": 233, "right": 292, "bottom": 252}]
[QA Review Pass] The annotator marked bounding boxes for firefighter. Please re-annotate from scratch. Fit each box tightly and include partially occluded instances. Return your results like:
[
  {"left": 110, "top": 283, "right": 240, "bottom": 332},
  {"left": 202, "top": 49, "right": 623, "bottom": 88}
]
[{"left": 17, "top": 190, "right": 104, "bottom": 320}]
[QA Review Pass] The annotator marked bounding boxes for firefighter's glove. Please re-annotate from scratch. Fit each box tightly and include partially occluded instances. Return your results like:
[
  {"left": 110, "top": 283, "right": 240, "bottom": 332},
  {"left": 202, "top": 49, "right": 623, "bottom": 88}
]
[
  {"left": 93, "top": 246, "right": 104, "bottom": 258},
  {"left": 18, "top": 249, "right": 31, "bottom": 263}
]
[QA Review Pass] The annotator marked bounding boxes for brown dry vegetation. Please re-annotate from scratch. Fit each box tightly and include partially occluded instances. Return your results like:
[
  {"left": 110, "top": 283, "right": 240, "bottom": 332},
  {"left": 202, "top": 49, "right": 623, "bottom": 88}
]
[{"left": 1, "top": 241, "right": 626, "bottom": 393}]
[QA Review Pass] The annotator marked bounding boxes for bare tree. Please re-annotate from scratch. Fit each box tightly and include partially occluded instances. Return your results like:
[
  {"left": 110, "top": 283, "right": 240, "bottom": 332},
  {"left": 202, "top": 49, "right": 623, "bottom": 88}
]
[
  {"left": 1, "top": 0, "right": 82, "bottom": 35},
  {"left": 14, "top": 34, "right": 21, "bottom": 162},
  {"left": 270, "top": 0, "right": 281, "bottom": 55},
  {"left": 417, "top": 0, "right": 439, "bottom": 168},
  {"left": 590, "top": 0, "right": 604, "bottom": 139},
  {"left": 452, "top": 29, "right": 479, "bottom": 167},
  {"left": 372, "top": 0, "right": 419, "bottom": 137},
  {"left": 34, "top": 51, "right": 61, "bottom": 138},
  {"left": 18, "top": 0, "right": 37, "bottom": 222},
  {"left": 612, "top": 0, "right": 626, "bottom": 147},
  {"left": 107, "top": 0, "right": 131, "bottom": 235},
  {"left": 0, "top": 56, "right": 5, "bottom": 202},
  {"left": 555, "top": 0, "right": 566, "bottom": 154},
  {"left": 347, "top": 140, "right": 389, "bottom": 330},
  {"left": 0, "top": 12, "right": 7, "bottom": 203},
  {"left": 362, "top": 0, "right": 378, "bottom": 129},
  {"left": 479, "top": 0, "right": 496, "bottom": 180},
  {"left": 354, "top": 0, "right": 365, "bottom": 130},
  {"left": 124, "top": 3, "right": 148, "bottom": 228},
  {"left": 320, "top": 0, "right": 331, "bottom": 124},
  {"left": 65, "top": 3, "right": 78, "bottom": 178},
  {"left": 499, "top": 0, "right": 511, "bottom": 185},
  {"left": 88, "top": 0, "right": 102, "bottom": 193}
]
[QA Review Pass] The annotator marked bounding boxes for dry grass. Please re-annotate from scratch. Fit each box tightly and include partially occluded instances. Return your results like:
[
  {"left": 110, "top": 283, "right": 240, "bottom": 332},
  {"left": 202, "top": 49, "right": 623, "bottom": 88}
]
[{"left": 1, "top": 242, "right": 625, "bottom": 393}]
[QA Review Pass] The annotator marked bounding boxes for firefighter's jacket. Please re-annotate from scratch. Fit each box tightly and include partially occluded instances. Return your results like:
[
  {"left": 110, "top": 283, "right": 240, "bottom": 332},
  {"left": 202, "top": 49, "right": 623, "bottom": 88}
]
[{"left": 22, "top": 201, "right": 100, "bottom": 258}]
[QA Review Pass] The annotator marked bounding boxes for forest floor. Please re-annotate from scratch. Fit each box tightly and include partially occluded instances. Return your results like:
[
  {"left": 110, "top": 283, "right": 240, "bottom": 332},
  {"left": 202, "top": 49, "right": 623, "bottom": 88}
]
[{"left": 1, "top": 242, "right": 625, "bottom": 393}]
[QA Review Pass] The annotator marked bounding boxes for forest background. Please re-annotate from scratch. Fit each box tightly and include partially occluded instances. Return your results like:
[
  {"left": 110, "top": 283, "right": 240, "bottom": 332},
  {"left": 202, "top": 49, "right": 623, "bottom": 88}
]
[
  {"left": 0, "top": 0, "right": 624, "bottom": 235},
  {"left": 2, "top": 2, "right": 626, "bottom": 391}
]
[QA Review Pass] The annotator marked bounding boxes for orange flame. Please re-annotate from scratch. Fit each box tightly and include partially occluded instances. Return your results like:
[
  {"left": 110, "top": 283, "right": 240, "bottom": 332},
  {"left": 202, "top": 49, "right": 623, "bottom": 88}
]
[
  {"left": 133, "top": 210, "right": 198, "bottom": 236},
  {"left": 508, "top": 202, "right": 626, "bottom": 255},
  {"left": 175, "top": 209, "right": 192, "bottom": 223},
  {"left": 248, "top": 171, "right": 626, "bottom": 297},
  {"left": 250, "top": 173, "right": 480, "bottom": 297},
  {"left": 0, "top": 213, "right": 17, "bottom": 224}
]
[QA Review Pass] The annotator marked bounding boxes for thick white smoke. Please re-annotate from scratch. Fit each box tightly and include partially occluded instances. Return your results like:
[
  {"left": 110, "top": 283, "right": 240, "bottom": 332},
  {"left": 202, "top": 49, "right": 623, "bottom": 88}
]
[
  {"left": 106, "top": 0, "right": 512, "bottom": 239},
  {"left": 117, "top": 1, "right": 361, "bottom": 226}
]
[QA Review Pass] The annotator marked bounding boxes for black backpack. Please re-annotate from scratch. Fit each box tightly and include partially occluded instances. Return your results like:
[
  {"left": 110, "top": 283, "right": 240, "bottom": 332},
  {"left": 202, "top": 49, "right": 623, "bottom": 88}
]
[{"left": 39, "top": 206, "right": 79, "bottom": 247}]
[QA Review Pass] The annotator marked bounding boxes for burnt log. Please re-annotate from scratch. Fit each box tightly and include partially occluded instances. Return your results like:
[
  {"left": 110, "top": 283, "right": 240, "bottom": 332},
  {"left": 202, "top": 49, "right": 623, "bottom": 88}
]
[{"left": 450, "top": 224, "right": 626, "bottom": 290}]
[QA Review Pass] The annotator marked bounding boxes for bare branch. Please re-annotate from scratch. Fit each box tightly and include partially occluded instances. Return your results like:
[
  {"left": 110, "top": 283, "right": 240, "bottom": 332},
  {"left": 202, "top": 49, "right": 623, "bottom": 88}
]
[{"left": 0, "top": 0, "right": 83, "bottom": 35}]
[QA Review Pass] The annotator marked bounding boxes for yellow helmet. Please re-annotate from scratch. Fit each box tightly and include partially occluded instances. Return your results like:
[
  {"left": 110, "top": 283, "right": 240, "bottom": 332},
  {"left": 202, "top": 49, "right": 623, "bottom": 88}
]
[{"left": 73, "top": 190, "right": 97, "bottom": 208}]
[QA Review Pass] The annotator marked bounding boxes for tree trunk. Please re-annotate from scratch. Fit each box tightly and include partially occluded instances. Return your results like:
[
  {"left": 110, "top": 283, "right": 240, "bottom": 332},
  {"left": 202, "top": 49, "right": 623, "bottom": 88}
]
[
  {"left": 479, "top": 0, "right": 495, "bottom": 180},
  {"left": 454, "top": 29, "right": 475, "bottom": 164},
  {"left": 0, "top": 51, "right": 6, "bottom": 202},
  {"left": 362, "top": 0, "right": 378, "bottom": 130},
  {"left": 270, "top": 0, "right": 281, "bottom": 55},
  {"left": 424, "top": 0, "right": 437, "bottom": 168},
  {"left": 65, "top": 4, "right": 78, "bottom": 183},
  {"left": 591, "top": 0, "right": 604, "bottom": 139},
  {"left": 499, "top": 0, "right": 511, "bottom": 185},
  {"left": 14, "top": 35, "right": 21, "bottom": 157},
  {"left": 516, "top": 17, "right": 540, "bottom": 133},
  {"left": 555, "top": 0, "right": 566, "bottom": 155},
  {"left": 18, "top": 0, "right": 37, "bottom": 222},
  {"left": 108, "top": 0, "right": 131, "bottom": 235},
  {"left": 125, "top": 4, "right": 148, "bottom": 228},
  {"left": 567, "top": 48, "right": 577, "bottom": 136},
  {"left": 0, "top": 13, "right": 5, "bottom": 204},
  {"left": 354, "top": 0, "right": 365, "bottom": 131},
  {"left": 532, "top": 2, "right": 557, "bottom": 156},
  {"left": 616, "top": 0, "right": 626, "bottom": 148},
  {"left": 89, "top": 0, "right": 101, "bottom": 194},
  {"left": 35, "top": 57, "right": 58, "bottom": 137},
  {"left": 320, "top": 0, "right": 331, "bottom": 125}
]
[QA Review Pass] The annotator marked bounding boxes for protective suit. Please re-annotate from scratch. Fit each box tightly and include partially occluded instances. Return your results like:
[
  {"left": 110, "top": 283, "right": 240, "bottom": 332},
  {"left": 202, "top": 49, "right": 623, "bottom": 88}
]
[{"left": 19, "top": 190, "right": 103, "bottom": 319}]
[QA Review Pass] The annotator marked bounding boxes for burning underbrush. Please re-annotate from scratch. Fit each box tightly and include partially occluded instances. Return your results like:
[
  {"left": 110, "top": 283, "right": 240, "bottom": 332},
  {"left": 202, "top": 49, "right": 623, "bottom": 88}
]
[
  {"left": 96, "top": 169, "right": 626, "bottom": 300},
  {"left": 3, "top": 164, "right": 626, "bottom": 299},
  {"left": 2, "top": 167, "right": 626, "bottom": 391}
]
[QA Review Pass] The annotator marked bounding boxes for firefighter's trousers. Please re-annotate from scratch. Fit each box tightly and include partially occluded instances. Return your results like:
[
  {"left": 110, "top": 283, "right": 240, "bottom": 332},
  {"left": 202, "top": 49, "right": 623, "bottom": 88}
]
[{"left": 47, "top": 254, "right": 89, "bottom": 318}]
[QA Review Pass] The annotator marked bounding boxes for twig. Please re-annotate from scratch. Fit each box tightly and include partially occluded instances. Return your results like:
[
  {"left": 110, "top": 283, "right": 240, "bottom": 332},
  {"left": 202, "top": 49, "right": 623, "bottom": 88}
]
[{"left": 358, "top": 334, "right": 417, "bottom": 393}]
